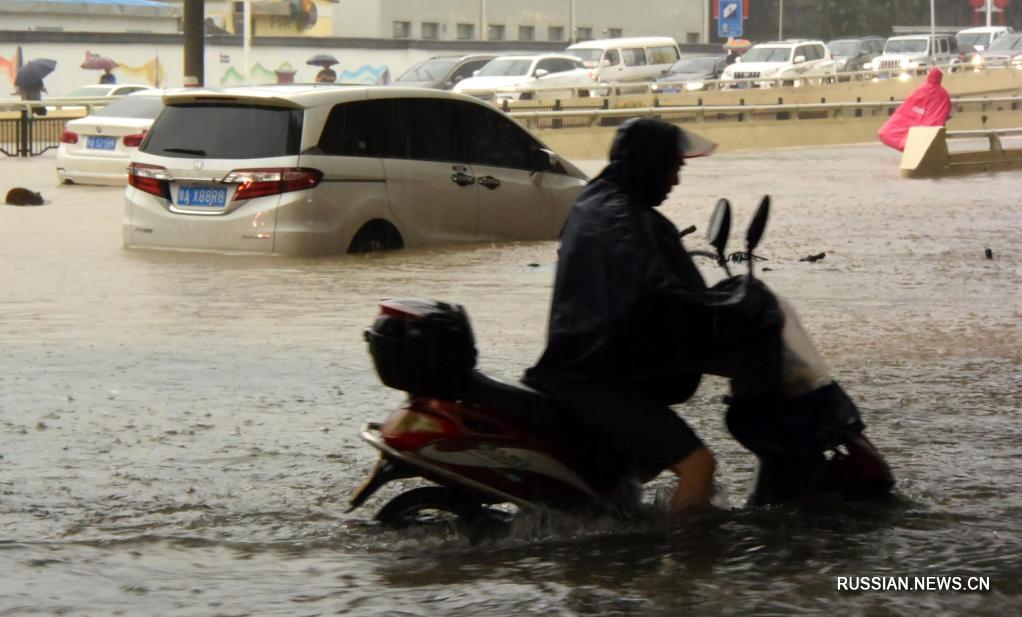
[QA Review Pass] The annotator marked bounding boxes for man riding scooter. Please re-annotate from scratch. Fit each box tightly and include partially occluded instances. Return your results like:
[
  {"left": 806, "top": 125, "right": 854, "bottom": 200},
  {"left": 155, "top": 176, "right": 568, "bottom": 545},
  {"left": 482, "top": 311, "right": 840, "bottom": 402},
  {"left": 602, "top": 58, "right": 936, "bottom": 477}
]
[{"left": 523, "top": 118, "right": 893, "bottom": 513}]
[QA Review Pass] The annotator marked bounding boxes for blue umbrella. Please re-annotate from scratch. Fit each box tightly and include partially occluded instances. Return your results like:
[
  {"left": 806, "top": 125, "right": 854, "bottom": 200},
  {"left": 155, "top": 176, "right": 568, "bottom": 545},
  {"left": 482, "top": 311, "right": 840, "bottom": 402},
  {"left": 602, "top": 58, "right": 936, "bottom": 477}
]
[{"left": 15, "top": 58, "right": 57, "bottom": 87}]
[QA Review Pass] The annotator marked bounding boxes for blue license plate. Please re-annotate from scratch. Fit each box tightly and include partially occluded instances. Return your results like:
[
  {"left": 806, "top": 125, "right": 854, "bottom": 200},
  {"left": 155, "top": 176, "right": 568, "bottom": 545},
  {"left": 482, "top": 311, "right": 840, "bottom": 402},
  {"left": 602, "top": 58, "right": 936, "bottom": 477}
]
[
  {"left": 86, "top": 136, "right": 116, "bottom": 150},
  {"left": 177, "top": 185, "right": 228, "bottom": 208}
]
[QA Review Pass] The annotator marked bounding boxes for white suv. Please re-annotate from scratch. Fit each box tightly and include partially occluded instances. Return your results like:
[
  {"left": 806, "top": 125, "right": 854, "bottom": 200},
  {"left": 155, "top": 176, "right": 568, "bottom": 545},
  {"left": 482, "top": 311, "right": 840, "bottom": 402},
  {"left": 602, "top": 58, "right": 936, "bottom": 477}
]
[
  {"left": 720, "top": 40, "right": 836, "bottom": 88},
  {"left": 123, "top": 86, "right": 588, "bottom": 256},
  {"left": 868, "top": 34, "right": 961, "bottom": 76}
]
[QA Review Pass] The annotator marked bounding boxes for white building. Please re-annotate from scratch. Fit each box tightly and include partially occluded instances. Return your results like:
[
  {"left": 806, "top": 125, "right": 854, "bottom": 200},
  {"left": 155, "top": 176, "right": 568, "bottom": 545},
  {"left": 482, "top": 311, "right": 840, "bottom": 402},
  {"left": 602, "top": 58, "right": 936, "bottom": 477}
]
[{"left": 331, "top": 0, "right": 708, "bottom": 44}]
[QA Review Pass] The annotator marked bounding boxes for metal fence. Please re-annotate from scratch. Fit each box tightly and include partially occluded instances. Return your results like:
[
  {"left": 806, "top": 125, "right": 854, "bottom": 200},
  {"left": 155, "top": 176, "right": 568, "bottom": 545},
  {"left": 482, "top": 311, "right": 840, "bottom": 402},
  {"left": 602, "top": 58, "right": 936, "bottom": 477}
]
[{"left": 0, "top": 99, "right": 107, "bottom": 157}]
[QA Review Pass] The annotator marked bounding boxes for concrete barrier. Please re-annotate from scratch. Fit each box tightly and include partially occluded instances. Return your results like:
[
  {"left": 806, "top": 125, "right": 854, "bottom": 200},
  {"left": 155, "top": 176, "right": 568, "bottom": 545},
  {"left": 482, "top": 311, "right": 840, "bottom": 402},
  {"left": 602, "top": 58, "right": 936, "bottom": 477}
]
[{"left": 900, "top": 126, "right": 1022, "bottom": 178}]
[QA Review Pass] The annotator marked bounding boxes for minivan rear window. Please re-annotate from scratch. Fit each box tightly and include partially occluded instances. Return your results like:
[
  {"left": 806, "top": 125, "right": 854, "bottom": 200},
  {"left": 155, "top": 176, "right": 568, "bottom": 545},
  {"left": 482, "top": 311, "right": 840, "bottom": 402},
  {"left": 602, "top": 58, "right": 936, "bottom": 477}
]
[{"left": 142, "top": 104, "right": 302, "bottom": 159}]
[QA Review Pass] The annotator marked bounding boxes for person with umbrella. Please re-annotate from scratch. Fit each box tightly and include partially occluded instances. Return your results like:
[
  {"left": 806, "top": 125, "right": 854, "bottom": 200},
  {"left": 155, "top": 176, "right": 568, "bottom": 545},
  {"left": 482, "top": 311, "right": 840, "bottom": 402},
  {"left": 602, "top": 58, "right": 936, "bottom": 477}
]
[
  {"left": 307, "top": 53, "right": 338, "bottom": 83},
  {"left": 81, "top": 54, "right": 118, "bottom": 84},
  {"left": 15, "top": 58, "right": 56, "bottom": 116}
]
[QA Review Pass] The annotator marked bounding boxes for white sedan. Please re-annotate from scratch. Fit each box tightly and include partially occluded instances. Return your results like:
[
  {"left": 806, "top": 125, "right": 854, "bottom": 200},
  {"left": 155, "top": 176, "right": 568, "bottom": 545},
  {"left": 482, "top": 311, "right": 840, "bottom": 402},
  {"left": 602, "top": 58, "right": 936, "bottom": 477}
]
[
  {"left": 452, "top": 54, "right": 593, "bottom": 102},
  {"left": 56, "top": 91, "right": 165, "bottom": 186}
]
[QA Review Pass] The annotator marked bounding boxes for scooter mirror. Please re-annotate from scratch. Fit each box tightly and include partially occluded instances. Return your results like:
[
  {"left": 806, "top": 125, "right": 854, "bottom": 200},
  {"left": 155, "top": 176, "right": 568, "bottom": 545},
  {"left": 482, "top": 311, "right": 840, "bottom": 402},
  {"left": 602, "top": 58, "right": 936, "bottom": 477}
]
[
  {"left": 746, "top": 195, "right": 770, "bottom": 253},
  {"left": 707, "top": 198, "right": 732, "bottom": 263}
]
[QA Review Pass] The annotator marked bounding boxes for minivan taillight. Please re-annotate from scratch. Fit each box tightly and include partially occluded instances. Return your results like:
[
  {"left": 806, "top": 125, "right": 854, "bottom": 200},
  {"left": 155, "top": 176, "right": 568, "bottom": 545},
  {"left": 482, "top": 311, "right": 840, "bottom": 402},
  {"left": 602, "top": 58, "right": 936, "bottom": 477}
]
[
  {"left": 123, "top": 131, "right": 147, "bottom": 148},
  {"left": 223, "top": 167, "right": 323, "bottom": 202},
  {"left": 128, "top": 162, "right": 172, "bottom": 199},
  {"left": 60, "top": 129, "right": 79, "bottom": 144}
]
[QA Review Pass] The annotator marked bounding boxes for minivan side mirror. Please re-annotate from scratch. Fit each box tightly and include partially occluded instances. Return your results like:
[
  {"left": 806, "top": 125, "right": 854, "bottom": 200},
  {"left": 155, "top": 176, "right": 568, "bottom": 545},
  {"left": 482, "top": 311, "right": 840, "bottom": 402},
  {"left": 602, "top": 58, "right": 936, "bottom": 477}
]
[
  {"left": 793, "top": 55, "right": 806, "bottom": 64},
  {"left": 473, "top": 70, "right": 481, "bottom": 77},
  {"left": 534, "top": 68, "right": 549, "bottom": 78},
  {"left": 529, "top": 148, "right": 558, "bottom": 175}
]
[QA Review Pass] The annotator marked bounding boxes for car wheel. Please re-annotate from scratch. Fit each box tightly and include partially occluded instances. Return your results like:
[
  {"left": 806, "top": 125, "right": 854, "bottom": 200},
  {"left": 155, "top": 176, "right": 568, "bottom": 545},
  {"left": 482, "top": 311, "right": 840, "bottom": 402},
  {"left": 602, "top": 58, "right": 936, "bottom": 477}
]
[{"left": 347, "top": 220, "right": 403, "bottom": 254}]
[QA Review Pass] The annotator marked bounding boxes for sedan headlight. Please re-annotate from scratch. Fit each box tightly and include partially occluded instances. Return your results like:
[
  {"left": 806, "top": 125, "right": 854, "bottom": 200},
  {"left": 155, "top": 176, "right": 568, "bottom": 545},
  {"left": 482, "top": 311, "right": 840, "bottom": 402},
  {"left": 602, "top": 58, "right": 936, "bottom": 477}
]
[
  {"left": 971, "top": 55, "right": 984, "bottom": 66},
  {"left": 762, "top": 67, "right": 781, "bottom": 77},
  {"left": 863, "top": 61, "right": 873, "bottom": 70},
  {"left": 836, "top": 59, "right": 848, "bottom": 69},
  {"left": 684, "top": 81, "right": 705, "bottom": 91}
]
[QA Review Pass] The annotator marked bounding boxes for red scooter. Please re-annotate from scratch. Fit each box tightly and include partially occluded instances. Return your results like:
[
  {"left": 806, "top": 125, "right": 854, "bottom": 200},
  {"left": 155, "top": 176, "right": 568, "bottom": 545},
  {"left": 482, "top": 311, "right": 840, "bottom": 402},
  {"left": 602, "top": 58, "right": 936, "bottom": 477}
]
[{"left": 348, "top": 197, "right": 894, "bottom": 528}]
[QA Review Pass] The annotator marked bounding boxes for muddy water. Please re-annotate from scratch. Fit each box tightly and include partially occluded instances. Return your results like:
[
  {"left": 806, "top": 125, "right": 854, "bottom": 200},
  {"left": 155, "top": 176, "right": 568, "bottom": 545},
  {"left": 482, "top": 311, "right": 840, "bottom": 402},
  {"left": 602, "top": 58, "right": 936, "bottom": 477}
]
[{"left": 0, "top": 145, "right": 1019, "bottom": 615}]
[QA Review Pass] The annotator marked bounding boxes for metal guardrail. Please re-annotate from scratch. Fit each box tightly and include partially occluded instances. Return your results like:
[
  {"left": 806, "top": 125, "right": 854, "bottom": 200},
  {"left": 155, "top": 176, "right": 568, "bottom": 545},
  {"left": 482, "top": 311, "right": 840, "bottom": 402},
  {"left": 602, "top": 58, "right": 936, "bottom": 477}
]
[
  {"left": 946, "top": 127, "right": 1022, "bottom": 152},
  {"left": 508, "top": 95, "right": 1022, "bottom": 130},
  {"left": 0, "top": 97, "right": 114, "bottom": 157},
  {"left": 499, "top": 63, "right": 1016, "bottom": 102}
]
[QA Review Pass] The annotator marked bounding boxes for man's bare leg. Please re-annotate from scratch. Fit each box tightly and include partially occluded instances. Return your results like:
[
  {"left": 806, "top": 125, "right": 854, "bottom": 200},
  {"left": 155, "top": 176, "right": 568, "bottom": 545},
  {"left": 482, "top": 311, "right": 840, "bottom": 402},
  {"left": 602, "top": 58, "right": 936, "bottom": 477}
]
[{"left": 668, "top": 446, "right": 716, "bottom": 514}]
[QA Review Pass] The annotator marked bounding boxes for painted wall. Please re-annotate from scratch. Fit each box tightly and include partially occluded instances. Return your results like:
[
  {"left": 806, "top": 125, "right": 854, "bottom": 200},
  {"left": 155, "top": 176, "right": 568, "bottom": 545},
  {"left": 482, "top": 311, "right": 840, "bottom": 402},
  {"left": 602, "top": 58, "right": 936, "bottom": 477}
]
[{"left": 0, "top": 40, "right": 498, "bottom": 97}]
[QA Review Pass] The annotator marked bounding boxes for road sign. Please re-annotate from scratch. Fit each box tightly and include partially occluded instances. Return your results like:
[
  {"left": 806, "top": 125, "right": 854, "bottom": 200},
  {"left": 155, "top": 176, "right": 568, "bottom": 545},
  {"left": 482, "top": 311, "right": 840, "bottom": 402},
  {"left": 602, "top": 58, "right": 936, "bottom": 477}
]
[{"left": 718, "top": 0, "right": 743, "bottom": 38}]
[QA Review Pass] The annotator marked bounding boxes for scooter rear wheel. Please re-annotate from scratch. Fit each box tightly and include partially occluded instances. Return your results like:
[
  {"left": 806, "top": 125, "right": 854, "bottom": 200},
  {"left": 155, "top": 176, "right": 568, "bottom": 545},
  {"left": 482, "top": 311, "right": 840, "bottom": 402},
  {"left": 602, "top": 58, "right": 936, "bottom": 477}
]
[{"left": 376, "top": 486, "right": 511, "bottom": 537}]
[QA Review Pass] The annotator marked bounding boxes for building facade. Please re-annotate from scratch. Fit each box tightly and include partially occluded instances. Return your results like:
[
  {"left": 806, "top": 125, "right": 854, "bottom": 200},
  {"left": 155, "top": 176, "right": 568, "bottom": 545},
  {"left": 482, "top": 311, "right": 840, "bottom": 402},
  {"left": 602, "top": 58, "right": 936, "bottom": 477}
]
[{"left": 313, "top": 0, "right": 708, "bottom": 44}]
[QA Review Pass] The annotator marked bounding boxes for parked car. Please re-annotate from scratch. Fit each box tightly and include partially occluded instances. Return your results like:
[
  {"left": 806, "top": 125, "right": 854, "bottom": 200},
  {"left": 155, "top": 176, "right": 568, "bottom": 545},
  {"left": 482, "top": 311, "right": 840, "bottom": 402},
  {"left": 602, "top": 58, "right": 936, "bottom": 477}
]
[
  {"left": 56, "top": 90, "right": 166, "bottom": 185},
  {"left": 868, "top": 34, "right": 961, "bottom": 77},
  {"left": 650, "top": 55, "right": 727, "bottom": 93},
  {"left": 123, "top": 86, "right": 588, "bottom": 256},
  {"left": 826, "top": 36, "right": 885, "bottom": 76},
  {"left": 392, "top": 54, "right": 497, "bottom": 89},
  {"left": 451, "top": 54, "right": 589, "bottom": 101},
  {"left": 956, "top": 26, "right": 1013, "bottom": 53},
  {"left": 565, "top": 36, "right": 682, "bottom": 84},
  {"left": 63, "top": 84, "right": 155, "bottom": 98},
  {"left": 719, "top": 40, "right": 836, "bottom": 88},
  {"left": 969, "top": 32, "right": 1022, "bottom": 68}
]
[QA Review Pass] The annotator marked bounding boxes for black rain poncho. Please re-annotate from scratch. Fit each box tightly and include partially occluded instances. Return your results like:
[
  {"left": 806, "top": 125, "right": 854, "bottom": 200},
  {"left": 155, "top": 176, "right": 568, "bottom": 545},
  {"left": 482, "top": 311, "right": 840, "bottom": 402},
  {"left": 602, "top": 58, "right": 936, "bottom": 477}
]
[{"left": 524, "top": 119, "right": 781, "bottom": 400}]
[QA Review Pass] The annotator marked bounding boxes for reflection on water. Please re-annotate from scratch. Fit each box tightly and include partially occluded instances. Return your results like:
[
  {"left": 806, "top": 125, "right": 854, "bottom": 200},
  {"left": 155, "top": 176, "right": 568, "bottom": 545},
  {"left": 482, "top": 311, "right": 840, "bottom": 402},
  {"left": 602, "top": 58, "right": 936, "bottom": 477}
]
[{"left": 0, "top": 145, "right": 1019, "bottom": 614}]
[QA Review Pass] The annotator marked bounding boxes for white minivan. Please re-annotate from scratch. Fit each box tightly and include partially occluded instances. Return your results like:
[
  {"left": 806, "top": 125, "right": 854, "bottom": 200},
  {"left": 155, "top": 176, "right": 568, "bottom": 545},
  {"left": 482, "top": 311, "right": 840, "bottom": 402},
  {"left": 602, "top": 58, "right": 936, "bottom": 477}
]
[
  {"left": 123, "top": 86, "right": 588, "bottom": 256},
  {"left": 566, "top": 36, "right": 682, "bottom": 83}
]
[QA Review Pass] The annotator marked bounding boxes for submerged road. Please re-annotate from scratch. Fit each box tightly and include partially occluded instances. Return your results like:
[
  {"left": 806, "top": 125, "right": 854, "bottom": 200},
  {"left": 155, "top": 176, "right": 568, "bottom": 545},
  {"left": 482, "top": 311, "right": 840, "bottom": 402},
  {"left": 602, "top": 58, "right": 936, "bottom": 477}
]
[{"left": 0, "top": 144, "right": 1019, "bottom": 615}]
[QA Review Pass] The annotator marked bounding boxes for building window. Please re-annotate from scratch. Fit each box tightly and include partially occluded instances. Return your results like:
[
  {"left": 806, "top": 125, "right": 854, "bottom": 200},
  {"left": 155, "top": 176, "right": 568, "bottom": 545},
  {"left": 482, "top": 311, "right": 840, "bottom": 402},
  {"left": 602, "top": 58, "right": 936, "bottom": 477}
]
[
  {"left": 548, "top": 26, "right": 564, "bottom": 41},
  {"left": 607, "top": 28, "right": 623, "bottom": 38},
  {"left": 576, "top": 27, "right": 593, "bottom": 42},
  {"left": 421, "top": 22, "right": 439, "bottom": 40},
  {"left": 393, "top": 21, "right": 411, "bottom": 39},
  {"left": 518, "top": 25, "right": 534, "bottom": 41},
  {"left": 686, "top": 32, "right": 700, "bottom": 44},
  {"left": 488, "top": 24, "right": 505, "bottom": 41},
  {"left": 457, "top": 23, "right": 475, "bottom": 40}
]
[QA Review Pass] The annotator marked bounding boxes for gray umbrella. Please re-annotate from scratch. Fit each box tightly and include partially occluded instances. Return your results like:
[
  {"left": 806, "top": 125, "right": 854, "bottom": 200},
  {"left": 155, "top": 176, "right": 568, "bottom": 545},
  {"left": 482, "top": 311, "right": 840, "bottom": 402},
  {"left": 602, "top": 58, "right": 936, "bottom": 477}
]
[
  {"left": 15, "top": 58, "right": 57, "bottom": 87},
  {"left": 306, "top": 54, "right": 338, "bottom": 67}
]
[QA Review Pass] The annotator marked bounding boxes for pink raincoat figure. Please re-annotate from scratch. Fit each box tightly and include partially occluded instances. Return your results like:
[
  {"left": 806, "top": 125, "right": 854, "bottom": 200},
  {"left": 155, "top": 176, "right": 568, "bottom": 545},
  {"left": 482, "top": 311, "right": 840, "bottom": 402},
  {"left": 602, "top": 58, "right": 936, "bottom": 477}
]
[{"left": 878, "top": 68, "right": 952, "bottom": 151}]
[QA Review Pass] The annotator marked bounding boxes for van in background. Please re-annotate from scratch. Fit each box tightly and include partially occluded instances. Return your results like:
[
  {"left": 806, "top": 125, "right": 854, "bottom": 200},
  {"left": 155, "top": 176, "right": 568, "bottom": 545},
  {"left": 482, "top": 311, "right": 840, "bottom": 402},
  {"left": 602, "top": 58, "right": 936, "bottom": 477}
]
[{"left": 565, "top": 36, "right": 681, "bottom": 84}]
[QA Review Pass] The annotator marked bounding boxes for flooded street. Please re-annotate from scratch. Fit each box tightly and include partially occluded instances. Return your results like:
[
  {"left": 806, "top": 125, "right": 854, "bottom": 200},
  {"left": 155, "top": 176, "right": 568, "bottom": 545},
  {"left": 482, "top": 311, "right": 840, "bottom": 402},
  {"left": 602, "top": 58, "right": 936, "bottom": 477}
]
[{"left": 1, "top": 143, "right": 1019, "bottom": 615}]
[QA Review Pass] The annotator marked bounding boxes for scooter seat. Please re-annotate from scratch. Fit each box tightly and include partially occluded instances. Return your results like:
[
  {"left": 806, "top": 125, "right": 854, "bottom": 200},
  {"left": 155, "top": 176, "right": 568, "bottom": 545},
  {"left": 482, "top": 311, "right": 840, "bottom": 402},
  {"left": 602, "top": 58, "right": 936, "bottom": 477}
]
[{"left": 465, "top": 370, "right": 569, "bottom": 437}]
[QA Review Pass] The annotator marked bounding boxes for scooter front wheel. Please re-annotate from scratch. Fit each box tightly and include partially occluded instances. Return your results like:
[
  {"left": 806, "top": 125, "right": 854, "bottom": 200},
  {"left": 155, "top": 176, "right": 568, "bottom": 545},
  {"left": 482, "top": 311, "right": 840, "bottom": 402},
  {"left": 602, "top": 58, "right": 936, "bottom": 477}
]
[{"left": 376, "top": 486, "right": 512, "bottom": 537}]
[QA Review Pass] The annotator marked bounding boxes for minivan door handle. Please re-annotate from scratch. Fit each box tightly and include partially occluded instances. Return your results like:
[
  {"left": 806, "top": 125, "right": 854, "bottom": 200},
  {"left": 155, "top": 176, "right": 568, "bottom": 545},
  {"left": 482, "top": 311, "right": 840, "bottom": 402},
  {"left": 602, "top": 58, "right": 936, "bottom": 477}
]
[
  {"left": 477, "top": 175, "right": 501, "bottom": 190},
  {"left": 451, "top": 171, "right": 476, "bottom": 186}
]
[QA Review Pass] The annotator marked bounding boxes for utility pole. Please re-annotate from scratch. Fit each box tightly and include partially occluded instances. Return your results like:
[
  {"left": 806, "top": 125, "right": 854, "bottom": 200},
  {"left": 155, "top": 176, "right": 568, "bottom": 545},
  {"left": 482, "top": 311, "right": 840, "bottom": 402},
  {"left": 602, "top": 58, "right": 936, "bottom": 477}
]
[
  {"left": 987, "top": 0, "right": 993, "bottom": 27},
  {"left": 930, "top": 0, "right": 935, "bottom": 39},
  {"left": 183, "top": 0, "right": 204, "bottom": 86},
  {"left": 778, "top": 0, "right": 784, "bottom": 40},
  {"left": 570, "top": 0, "right": 576, "bottom": 44},
  {"left": 243, "top": 0, "right": 252, "bottom": 84},
  {"left": 479, "top": 0, "right": 486, "bottom": 40}
]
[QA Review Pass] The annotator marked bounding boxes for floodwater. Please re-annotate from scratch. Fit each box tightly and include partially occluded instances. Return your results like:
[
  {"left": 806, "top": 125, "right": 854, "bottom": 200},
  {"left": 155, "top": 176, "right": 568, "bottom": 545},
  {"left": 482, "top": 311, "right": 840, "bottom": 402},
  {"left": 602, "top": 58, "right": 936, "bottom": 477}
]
[{"left": 0, "top": 143, "right": 1019, "bottom": 615}]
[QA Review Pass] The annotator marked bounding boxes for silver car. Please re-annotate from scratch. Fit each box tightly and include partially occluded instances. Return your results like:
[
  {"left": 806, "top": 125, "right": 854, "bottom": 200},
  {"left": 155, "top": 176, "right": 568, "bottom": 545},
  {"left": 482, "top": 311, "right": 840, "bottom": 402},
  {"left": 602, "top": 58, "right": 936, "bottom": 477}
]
[{"left": 123, "top": 86, "right": 587, "bottom": 256}]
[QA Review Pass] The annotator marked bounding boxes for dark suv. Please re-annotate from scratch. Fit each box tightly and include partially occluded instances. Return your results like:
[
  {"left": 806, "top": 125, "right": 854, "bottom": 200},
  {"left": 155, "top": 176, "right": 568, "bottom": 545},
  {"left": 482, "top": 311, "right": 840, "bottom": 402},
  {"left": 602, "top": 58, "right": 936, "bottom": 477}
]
[
  {"left": 827, "top": 36, "right": 885, "bottom": 75},
  {"left": 392, "top": 54, "right": 497, "bottom": 90}
]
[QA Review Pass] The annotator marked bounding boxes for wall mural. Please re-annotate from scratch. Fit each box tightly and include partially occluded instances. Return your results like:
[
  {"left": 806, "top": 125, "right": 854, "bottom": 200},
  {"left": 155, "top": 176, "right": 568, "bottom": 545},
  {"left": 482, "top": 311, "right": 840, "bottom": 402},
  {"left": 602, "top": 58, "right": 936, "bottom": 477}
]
[
  {"left": 114, "top": 59, "right": 165, "bottom": 86},
  {"left": 218, "top": 62, "right": 390, "bottom": 85},
  {"left": 1, "top": 47, "right": 23, "bottom": 87}
]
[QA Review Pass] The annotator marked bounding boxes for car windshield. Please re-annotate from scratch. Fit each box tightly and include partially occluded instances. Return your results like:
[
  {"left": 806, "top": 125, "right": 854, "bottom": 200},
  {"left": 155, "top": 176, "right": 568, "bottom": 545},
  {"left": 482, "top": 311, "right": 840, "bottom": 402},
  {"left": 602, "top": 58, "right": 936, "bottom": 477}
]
[
  {"left": 884, "top": 39, "right": 928, "bottom": 53},
  {"left": 477, "top": 59, "right": 534, "bottom": 77},
  {"left": 957, "top": 33, "right": 991, "bottom": 49},
  {"left": 987, "top": 34, "right": 1022, "bottom": 50},
  {"left": 66, "top": 85, "right": 113, "bottom": 98},
  {"left": 828, "top": 41, "right": 860, "bottom": 56},
  {"left": 668, "top": 56, "right": 719, "bottom": 73},
  {"left": 567, "top": 49, "right": 603, "bottom": 66},
  {"left": 741, "top": 46, "right": 793, "bottom": 63},
  {"left": 142, "top": 104, "right": 302, "bottom": 159},
  {"left": 94, "top": 96, "right": 164, "bottom": 119},
  {"left": 396, "top": 58, "right": 459, "bottom": 82}
]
